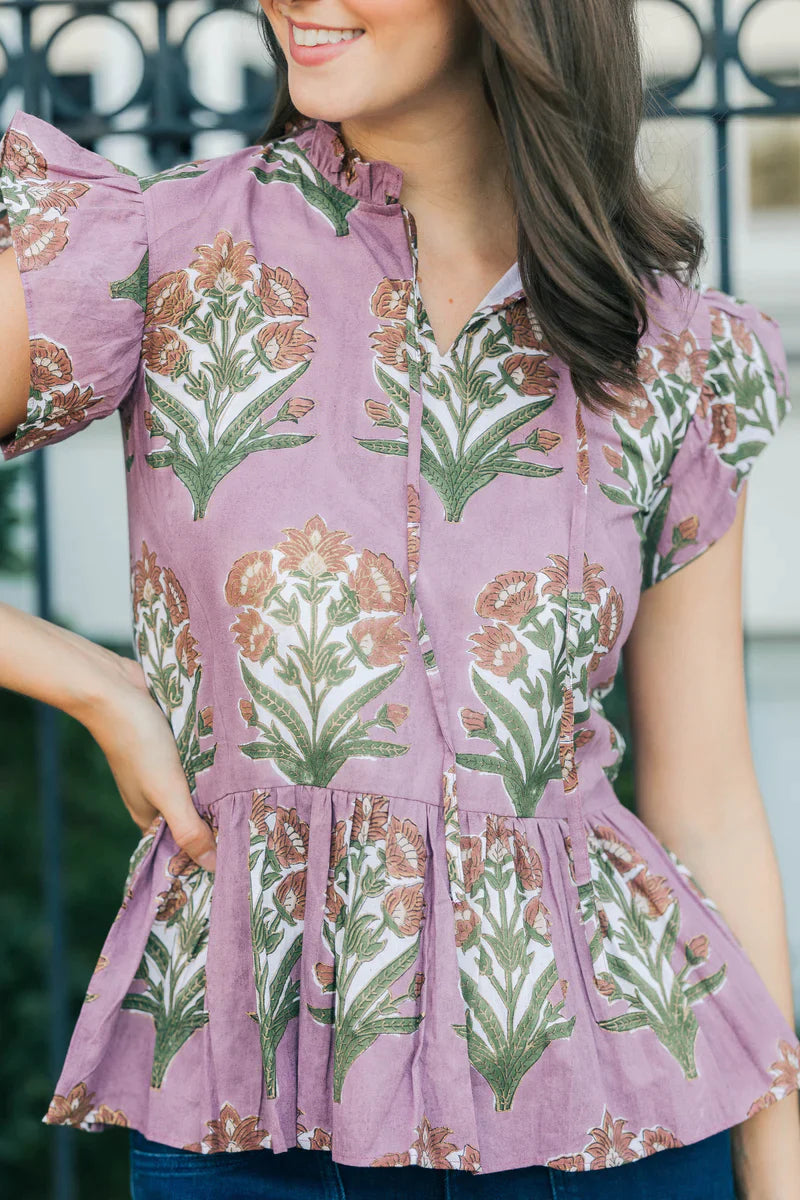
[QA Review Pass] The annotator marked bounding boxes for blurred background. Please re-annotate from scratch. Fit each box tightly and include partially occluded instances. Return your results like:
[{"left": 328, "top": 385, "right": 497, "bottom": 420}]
[{"left": 0, "top": 0, "right": 798, "bottom": 1195}]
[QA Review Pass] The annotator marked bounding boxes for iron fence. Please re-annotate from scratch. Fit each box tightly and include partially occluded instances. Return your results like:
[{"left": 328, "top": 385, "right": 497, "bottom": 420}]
[{"left": 0, "top": 1, "right": 797, "bottom": 1196}]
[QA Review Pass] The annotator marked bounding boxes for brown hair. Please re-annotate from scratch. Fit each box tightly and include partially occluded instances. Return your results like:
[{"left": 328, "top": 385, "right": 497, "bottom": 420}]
[{"left": 255, "top": 2, "right": 705, "bottom": 416}]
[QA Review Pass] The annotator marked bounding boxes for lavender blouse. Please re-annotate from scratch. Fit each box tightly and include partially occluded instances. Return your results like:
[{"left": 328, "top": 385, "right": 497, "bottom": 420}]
[{"left": 1, "top": 108, "right": 798, "bottom": 1174}]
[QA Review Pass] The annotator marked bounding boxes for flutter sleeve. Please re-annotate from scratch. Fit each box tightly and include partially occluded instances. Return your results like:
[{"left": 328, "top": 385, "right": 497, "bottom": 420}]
[
  {"left": 0, "top": 109, "right": 148, "bottom": 460},
  {"left": 640, "top": 289, "right": 792, "bottom": 590}
]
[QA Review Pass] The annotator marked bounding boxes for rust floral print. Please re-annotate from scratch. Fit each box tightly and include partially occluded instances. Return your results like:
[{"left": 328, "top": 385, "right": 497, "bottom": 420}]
[
  {"left": 0, "top": 125, "right": 89, "bottom": 271},
  {"left": 359, "top": 275, "right": 563, "bottom": 522},
  {"left": 4, "top": 338, "right": 103, "bottom": 454},
  {"left": 599, "top": 300, "right": 790, "bottom": 588},
  {"left": 248, "top": 791, "right": 308, "bottom": 1097},
  {"left": 547, "top": 1107, "right": 683, "bottom": 1171},
  {"left": 44, "top": 1081, "right": 128, "bottom": 1130},
  {"left": 121, "top": 840, "right": 215, "bottom": 1088},
  {"left": 228, "top": 514, "right": 412, "bottom": 785},
  {"left": 453, "top": 815, "right": 574, "bottom": 1111},
  {"left": 372, "top": 1116, "right": 480, "bottom": 1171},
  {"left": 312, "top": 794, "right": 427, "bottom": 1103},
  {"left": 6, "top": 108, "right": 797, "bottom": 1174},
  {"left": 132, "top": 542, "right": 216, "bottom": 791},
  {"left": 142, "top": 231, "right": 317, "bottom": 518},
  {"left": 183, "top": 1102, "right": 271, "bottom": 1152},
  {"left": 746, "top": 1039, "right": 800, "bottom": 1117},
  {"left": 296, "top": 1110, "right": 333, "bottom": 1152},
  {"left": 571, "top": 824, "right": 728, "bottom": 1078},
  {"left": 458, "top": 556, "right": 621, "bottom": 814}
]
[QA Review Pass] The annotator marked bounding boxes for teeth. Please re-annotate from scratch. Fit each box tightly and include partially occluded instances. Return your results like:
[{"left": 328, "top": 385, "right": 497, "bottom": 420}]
[{"left": 294, "top": 26, "right": 363, "bottom": 46}]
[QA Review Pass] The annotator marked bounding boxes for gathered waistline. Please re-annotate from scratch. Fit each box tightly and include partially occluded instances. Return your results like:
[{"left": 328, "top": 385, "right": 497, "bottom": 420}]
[{"left": 199, "top": 779, "right": 622, "bottom": 821}]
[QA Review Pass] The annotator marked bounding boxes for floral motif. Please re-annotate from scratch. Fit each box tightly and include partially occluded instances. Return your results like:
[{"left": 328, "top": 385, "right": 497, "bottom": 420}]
[
  {"left": 599, "top": 301, "right": 790, "bottom": 589},
  {"left": 310, "top": 795, "right": 427, "bottom": 1103},
  {"left": 132, "top": 542, "right": 216, "bottom": 790},
  {"left": 114, "top": 814, "right": 165, "bottom": 922},
  {"left": 248, "top": 791, "right": 308, "bottom": 1097},
  {"left": 183, "top": 1102, "right": 271, "bottom": 1152},
  {"left": 357, "top": 271, "right": 562, "bottom": 522},
  {"left": 121, "top": 832, "right": 216, "bottom": 1088},
  {"left": 43, "top": 1082, "right": 129, "bottom": 1130},
  {"left": 747, "top": 1037, "right": 800, "bottom": 1117},
  {"left": 573, "top": 824, "right": 728, "bottom": 1079},
  {"left": 228, "top": 514, "right": 412, "bottom": 785},
  {"left": 296, "top": 1109, "right": 333, "bottom": 1151},
  {"left": 547, "top": 1107, "right": 683, "bottom": 1170},
  {"left": 2, "top": 337, "right": 104, "bottom": 455},
  {"left": 142, "top": 231, "right": 317, "bottom": 518},
  {"left": 0, "top": 125, "right": 90, "bottom": 271},
  {"left": 372, "top": 1116, "right": 480, "bottom": 1171},
  {"left": 452, "top": 815, "right": 574, "bottom": 1111},
  {"left": 457, "top": 556, "right": 620, "bottom": 814}
]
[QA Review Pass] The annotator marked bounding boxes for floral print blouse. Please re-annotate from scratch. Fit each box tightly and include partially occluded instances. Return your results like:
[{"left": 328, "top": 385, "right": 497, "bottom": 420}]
[{"left": 1, "top": 107, "right": 798, "bottom": 1175}]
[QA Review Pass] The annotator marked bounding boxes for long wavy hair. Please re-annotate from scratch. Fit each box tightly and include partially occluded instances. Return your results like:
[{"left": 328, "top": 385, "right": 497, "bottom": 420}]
[{"left": 255, "top": 2, "right": 705, "bottom": 416}]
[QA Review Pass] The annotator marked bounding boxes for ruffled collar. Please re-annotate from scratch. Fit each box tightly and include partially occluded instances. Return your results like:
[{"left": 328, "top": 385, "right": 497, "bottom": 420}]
[
  {"left": 276, "top": 114, "right": 525, "bottom": 307},
  {"left": 284, "top": 114, "right": 405, "bottom": 207}
]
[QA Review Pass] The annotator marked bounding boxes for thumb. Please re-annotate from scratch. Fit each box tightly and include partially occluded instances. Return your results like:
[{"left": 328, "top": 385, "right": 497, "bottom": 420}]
[{"left": 165, "top": 799, "right": 218, "bottom": 873}]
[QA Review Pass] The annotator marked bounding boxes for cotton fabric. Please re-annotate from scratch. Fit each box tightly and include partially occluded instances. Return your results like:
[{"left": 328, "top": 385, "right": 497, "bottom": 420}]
[{"left": 1, "top": 108, "right": 797, "bottom": 1176}]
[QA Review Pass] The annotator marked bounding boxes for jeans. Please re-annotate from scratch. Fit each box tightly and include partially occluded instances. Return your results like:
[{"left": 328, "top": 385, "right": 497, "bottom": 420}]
[{"left": 129, "top": 1126, "right": 735, "bottom": 1199}]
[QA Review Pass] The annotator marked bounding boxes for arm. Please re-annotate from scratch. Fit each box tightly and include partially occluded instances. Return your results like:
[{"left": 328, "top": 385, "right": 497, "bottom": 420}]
[
  {"left": 623, "top": 484, "right": 800, "bottom": 1199},
  {"left": 0, "top": 246, "right": 32, "bottom": 437},
  {"left": 0, "top": 252, "right": 216, "bottom": 871}
]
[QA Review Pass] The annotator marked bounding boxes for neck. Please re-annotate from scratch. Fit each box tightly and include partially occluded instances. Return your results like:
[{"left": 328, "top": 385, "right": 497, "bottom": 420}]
[{"left": 336, "top": 88, "right": 517, "bottom": 260}]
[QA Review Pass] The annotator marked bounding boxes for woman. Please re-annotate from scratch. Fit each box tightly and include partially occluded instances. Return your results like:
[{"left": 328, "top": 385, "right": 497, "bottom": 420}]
[{"left": 0, "top": 0, "right": 798, "bottom": 1196}]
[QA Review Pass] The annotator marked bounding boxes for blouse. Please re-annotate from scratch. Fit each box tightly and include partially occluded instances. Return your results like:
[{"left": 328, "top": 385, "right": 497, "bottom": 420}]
[{"left": 1, "top": 107, "right": 798, "bottom": 1175}]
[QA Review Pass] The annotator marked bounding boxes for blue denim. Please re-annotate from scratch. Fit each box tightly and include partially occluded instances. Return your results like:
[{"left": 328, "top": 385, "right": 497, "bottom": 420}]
[{"left": 129, "top": 1126, "right": 735, "bottom": 1199}]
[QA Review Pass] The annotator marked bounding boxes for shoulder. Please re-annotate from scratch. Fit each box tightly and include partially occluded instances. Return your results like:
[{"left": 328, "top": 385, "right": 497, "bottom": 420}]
[
  {"left": 640, "top": 273, "right": 788, "bottom": 404},
  {"left": 621, "top": 273, "right": 790, "bottom": 451},
  {"left": 0, "top": 109, "right": 304, "bottom": 233},
  {"left": 593, "top": 272, "right": 791, "bottom": 523},
  {"left": 137, "top": 125, "right": 324, "bottom": 249}
]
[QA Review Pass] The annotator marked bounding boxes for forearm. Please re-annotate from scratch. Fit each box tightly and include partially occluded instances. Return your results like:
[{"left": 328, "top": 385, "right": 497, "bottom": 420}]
[
  {"left": 641, "top": 776, "right": 794, "bottom": 1030},
  {"left": 0, "top": 599, "right": 127, "bottom": 727},
  {"left": 0, "top": 598, "right": 218, "bottom": 866}
]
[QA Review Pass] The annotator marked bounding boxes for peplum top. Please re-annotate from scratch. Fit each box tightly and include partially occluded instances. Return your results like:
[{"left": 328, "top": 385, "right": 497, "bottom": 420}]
[{"left": 1, "top": 107, "right": 798, "bottom": 1174}]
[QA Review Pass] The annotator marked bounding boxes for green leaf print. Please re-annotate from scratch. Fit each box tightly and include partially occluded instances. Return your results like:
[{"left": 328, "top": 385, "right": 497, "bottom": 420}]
[
  {"left": 121, "top": 853, "right": 214, "bottom": 1088},
  {"left": 248, "top": 795, "right": 308, "bottom": 1097},
  {"left": 143, "top": 234, "right": 317, "bottom": 519},
  {"left": 131, "top": 543, "right": 216, "bottom": 789},
  {"left": 452, "top": 817, "right": 575, "bottom": 1111},
  {"left": 229, "top": 519, "right": 411, "bottom": 785},
  {"left": 584, "top": 825, "right": 728, "bottom": 1079},
  {"left": 708, "top": 315, "right": 790, "bottom": 488},
  {"left": 110, "top": 250, "right": 149, "bottom": 309},
  {"left": 456, "top": 565, "right": 587, "bottom": 816},
  {"left": 310, "top": 798, "right": 427, "bottom": 1103},
  {"left": 361, "top": 290, "right": 562, "bottom": 521},
  {"left": 119, "top": 816, "right": 164, "bottom": 910},
  {"left": 138, "top": 166, "right": 209, "bottom": 192},
  {"left": 250, "top": 137, "right": 360, "bottom": 237}
]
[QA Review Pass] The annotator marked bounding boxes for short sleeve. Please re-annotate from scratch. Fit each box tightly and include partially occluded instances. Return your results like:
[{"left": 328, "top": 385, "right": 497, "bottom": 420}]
[
  {"left": 641, "top": 289, "right": 792, "bottom": 590},
  {"left": 0, "top": 109, "right": 148, "bottom": 460}
]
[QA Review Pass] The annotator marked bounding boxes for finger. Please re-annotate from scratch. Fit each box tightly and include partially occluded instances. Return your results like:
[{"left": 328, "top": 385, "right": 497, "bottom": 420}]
[{"left": 160, "top": 791, "right": 217, "bottom": 872}]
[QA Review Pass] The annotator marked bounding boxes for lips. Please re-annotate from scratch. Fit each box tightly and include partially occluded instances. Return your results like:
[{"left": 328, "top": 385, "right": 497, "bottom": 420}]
[{"left": 287, "top": 20, "right": 365, "bottom": 65}]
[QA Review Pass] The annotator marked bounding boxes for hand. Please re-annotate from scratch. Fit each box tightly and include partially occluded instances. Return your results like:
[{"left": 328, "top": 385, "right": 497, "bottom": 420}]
[{"left": 85, "top": 652, "right": 218, "bottom": 872}]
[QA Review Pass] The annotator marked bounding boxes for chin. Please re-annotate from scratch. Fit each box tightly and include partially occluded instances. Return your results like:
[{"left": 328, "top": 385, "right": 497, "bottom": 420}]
[{"left": 286, "top": 81, "right": 379, "bottom": 126}]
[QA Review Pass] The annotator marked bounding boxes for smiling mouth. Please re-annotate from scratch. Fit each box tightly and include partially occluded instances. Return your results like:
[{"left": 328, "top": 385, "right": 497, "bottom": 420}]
[{"left": 290, "top": 24, "right": 365, "bottom": 47}]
